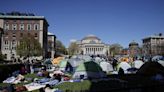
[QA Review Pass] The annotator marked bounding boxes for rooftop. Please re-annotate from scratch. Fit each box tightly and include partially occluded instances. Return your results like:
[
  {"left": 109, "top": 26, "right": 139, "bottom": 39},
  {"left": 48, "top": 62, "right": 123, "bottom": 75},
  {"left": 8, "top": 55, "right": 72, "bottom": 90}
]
[
  {"left": 0, "top": 11, "right": 49, "bottom": 25},
  {"left": 82, "top": 34, "right": 101, "bottom": 41},
  {"left": 143, "top": 33, "right": 164, "bottom": 40}
]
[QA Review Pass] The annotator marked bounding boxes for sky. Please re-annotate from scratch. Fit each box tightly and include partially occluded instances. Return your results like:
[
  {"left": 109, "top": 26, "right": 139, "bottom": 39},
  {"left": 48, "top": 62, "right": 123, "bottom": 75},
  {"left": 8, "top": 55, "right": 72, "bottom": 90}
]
[{"left": 0, "top": 0, "right": 164, "bottom": 48}]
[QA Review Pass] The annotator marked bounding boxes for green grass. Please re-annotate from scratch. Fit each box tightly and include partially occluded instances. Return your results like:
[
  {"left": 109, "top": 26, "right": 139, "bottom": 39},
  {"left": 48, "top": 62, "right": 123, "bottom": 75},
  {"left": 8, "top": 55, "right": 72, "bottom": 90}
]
[
  {"left": 2, "top": 73, "right": 162, "bottom": 92},
  {"left": 24, "top": 73, "right": 43, "bottom": 79},
  {"left": 55, "top": 80, "right": 91, "bottom": 92}
]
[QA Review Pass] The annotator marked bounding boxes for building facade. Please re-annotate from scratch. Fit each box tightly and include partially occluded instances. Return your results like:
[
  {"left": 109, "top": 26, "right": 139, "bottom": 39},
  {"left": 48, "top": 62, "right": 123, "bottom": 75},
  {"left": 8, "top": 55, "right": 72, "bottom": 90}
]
[
  {"left": 0, "top": 12, "right": 49, "bottom": 60},
  {"left": 76, "top": 35, "right": 110, "bottom": 56},
  {"left": 142, "top": 33, "right": 164, "bottom": 56},
  {"left": 47, "top": 32, "right": 56, "bottom": 59},
  {"left": 128, "top": 41, "right": 141, "bottom": 57}
]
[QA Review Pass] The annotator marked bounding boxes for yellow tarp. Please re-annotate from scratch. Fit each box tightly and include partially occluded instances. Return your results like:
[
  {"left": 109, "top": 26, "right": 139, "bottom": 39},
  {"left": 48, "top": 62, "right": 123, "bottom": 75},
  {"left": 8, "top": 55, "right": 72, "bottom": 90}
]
[
  {"left": 52, "top": 57, "right": 64, "bottom": 65},
  {"left": 120, "top": 57, "right": 133, "bottom": 62}
]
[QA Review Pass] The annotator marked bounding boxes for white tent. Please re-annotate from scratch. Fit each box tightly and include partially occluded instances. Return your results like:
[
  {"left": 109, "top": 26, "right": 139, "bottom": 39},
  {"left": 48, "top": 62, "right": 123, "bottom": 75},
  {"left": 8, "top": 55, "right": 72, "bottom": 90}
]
[
  {"left": 152, "top": 55, "right": 163, "bottom": 62},
  {"left": 68, "top": 58, "right": 85, "bottom": 68},
  {"left": 157, "top": 60, "right": 164, "bottom": 67},
  {"left": 117, "top": 62, "right": 131, "bottom": 72},
  {"left": 134, "top": 60, "right": 144, "bottom": 69},
  {"left": 100, "top": 61, "right": 113, "bottom": 73}
]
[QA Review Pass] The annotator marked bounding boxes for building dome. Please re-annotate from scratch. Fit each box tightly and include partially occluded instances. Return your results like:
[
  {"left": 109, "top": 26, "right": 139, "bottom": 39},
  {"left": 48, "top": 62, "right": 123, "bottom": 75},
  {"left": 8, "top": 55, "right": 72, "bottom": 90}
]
[
  {"left": 129, "top": 41, "right": 139, "bottom": 47},
  {"left": 82, "top": 34, "right": 100, "bottom": 41}
]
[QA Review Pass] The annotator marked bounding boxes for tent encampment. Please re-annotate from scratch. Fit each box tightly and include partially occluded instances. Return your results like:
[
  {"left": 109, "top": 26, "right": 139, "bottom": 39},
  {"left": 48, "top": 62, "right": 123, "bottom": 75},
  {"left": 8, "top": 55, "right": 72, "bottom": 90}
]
[
  {"left": 100, "top": 61, "right": 113, "bottom": 73},
  {"left": 73, "top": 61, "right": 106, "bottom": 79}
]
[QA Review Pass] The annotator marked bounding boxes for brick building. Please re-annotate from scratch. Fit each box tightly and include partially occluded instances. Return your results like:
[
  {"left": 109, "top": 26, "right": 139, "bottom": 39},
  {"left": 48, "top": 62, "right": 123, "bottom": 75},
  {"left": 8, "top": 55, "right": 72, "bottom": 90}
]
[{"left": 0, "top": 12, "right": 49, "bottom": 60}]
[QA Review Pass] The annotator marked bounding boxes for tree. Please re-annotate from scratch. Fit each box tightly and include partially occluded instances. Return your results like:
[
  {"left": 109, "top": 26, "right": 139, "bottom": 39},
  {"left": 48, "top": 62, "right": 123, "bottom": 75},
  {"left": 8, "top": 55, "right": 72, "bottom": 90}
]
[
  {"left": 68, "top": 42, "right": 79, "bottom": 55},
  {"left": 55, "top": 40, "right": 67, "bottom": 55},
  {"left": 110, "top": 43, "right": 123, "bottom": 56},
  {"left": 16, "top": 35, "right": 42, "bottom": 58}
]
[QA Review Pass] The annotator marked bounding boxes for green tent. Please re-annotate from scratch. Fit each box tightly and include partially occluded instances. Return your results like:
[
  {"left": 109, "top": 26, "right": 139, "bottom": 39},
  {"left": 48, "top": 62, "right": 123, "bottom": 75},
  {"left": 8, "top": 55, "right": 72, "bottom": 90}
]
[
  {"left": 76, "top": 61, "right": 102, "bottom": 72},
  {"left": 59, "top": 59, "right": 73, "bottom": 72},
  {"left": 59, "top": 59, "right": 68, "bottom": 68},
  {"left": 73, "top": 61, "right": 106, "bottom": 79}
]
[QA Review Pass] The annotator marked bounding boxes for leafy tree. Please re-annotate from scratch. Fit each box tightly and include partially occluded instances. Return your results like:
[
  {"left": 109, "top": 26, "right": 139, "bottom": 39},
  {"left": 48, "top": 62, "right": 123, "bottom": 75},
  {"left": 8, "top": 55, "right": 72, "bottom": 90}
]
[
  {"left": 0, "top": 53, "right": 5, "bottom": 62},
  {"left": 16, "top": 35, "right": 42, "bottom": 58},
  {"left": 110, "top": 43, "right": 123, "bottom": 56},
  {"left": 68, "top": 42, "right": 79, "bottom": 55},
  {"left": 56, "top": 40, "right": 67, "bottom": 55}
]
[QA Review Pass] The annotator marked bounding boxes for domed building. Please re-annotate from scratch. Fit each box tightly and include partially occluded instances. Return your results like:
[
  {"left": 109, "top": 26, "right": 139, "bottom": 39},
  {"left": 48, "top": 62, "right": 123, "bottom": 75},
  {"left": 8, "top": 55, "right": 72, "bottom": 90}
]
[
  {"left": 76, "top": 35, "right": 110, "bottom": 55},
  {"left": 128, "top": 41, "right": 141, "bottom": 58}
]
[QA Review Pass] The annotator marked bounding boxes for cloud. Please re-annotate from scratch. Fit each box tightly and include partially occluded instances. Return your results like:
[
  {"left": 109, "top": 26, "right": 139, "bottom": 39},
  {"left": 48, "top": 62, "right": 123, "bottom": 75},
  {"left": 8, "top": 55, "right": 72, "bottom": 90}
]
[{"left": 70, "top": 39, "right": 77, "bottom": 42}]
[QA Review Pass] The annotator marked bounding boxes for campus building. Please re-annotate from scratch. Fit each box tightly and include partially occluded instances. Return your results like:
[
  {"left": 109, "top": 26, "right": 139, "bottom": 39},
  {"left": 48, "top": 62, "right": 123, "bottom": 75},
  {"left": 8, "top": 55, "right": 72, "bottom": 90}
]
[
  {"left": 142, "top": 33, "right": 164, "bottom": 56},
  {"left": 47, "top": 32, "right": 56, "bottom": 59},
  {"left": 0, "top": 12, "right": 49, "bottom": 60},
  {"left": 76, "top": 35, "right": 110, "bottom": 56},
  {"left": 128, "top": 41, "right": 141, "bottom": 57}
]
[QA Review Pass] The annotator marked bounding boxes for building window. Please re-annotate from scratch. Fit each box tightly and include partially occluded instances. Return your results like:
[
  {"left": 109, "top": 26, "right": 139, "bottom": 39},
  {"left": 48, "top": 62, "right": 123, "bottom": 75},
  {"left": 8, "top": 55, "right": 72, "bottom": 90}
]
[
  {"left": 34, "top": 24, "right": 39, "bottom": 30},
  {"left": 12, "top": 40, "right": 16, "bottom": 45},
  {"left": 4, "top": 54, "right": 7, "bottom": 59},
  {"left": 35, "top": 33, "right": 38, "bottom": 37},
  {"left": 5, "top": 47, "right": 8, "bottom": 50},
  {"left": 5, "top": 40, "right": 8, "bottom": 45},
  {"left": 12, "top": 54, "right": 15, "bottom": 57},
  {"left": 12, "top": 24, "right": 17, "bottom": 30},
  {"left": 12, "top": 32, "right": 16, "bottom": 38},
  {"left": 12, "top": 47, "right": 16, "bottom": 50},
  {"left": 19, "top": 24, "right": 24, "bottom": 30},
  {"left": 27, "top": 24, "right": 31, "bottom": 30},
  {"left": 4, "top": 24, "right": 9, "bottom": 30}
]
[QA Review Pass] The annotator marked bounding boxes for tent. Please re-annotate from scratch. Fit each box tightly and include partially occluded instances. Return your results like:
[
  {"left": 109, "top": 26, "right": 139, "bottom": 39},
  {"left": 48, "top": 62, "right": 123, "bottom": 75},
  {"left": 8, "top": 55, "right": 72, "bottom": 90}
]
[
  {"left": 117, "top": 62, "right": 131, "bottom": 72},
  {"left": 81, "top": 55, "right": 92, "bottom": 61},
  {"left": 58, "top": 59, "right": 73, "bottom": 72},
  {"left": 71, "top": 55, "right": 92, "bottom": 62},
  {"left": 44, "top": 59, "right": 53, "bottom": 70},
  {"left": 52, "top": 57, "right": 64, "bottom": 65},
  {"left": 134, "top": 60, "right": 144, "bottom": 69},
  {"left": 44, "top": 59, "right": 52, "bottom": 64},
  {"left": 100, "top": 61, "right": 113, "bottom": 73},
  {"left": 137, "top": 62, "right": 164, "bottom": 76},
  {"left": 73, "top": 61, "right": 106, "bottom": 79},
  {"left": 94, "top": 57, "right": 102, "bottom": 64},
  {"left": 152, "top": 55, "right": 163, "bottom": 62},
  {"left": 157, "top": 60, "right": 164, "bottom": 67},
  {"left": 68, "top": 58, "right": 85, "bottom": 68}
]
